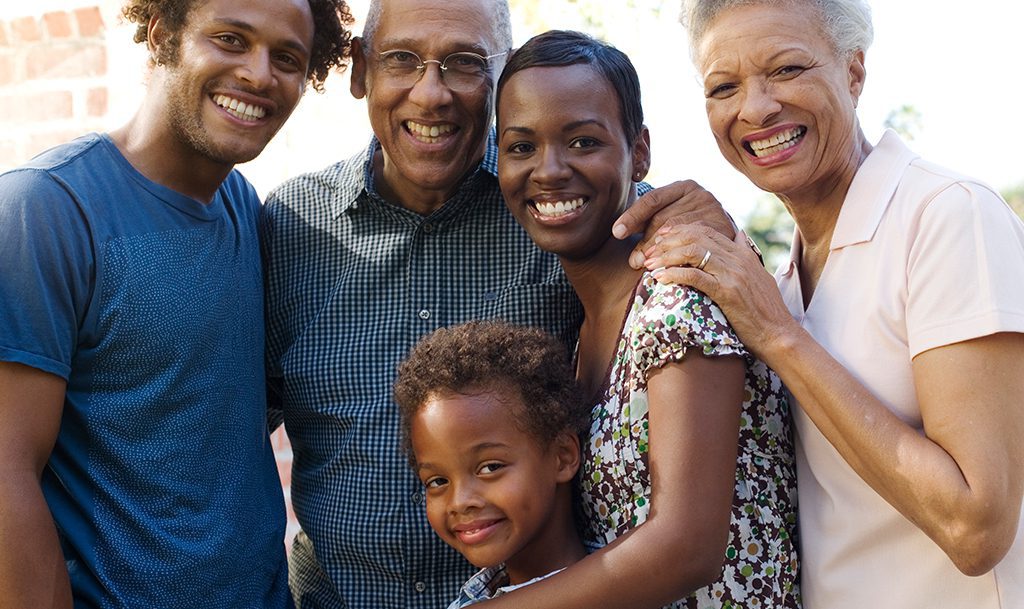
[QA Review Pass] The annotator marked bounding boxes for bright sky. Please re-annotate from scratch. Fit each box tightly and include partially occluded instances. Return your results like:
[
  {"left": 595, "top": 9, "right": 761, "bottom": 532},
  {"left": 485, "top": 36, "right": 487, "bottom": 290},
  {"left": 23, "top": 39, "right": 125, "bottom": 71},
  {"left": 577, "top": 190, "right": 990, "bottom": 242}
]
[
  {"left": 8, "top": 1, "right": 1022, "bottom": 224},
  {"left": 564, "top": 0, "right": 1024, "bottom": 221},
  {"left": 240, "top": 0, "right": 1024, "bottom": 224}
]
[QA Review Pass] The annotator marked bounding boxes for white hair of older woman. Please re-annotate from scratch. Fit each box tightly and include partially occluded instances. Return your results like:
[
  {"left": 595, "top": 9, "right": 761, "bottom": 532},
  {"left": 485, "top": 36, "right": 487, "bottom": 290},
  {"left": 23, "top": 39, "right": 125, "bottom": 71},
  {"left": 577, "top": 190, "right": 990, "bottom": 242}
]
[{"left": 680, "top": 0, "right": 873, "bottom": 62}]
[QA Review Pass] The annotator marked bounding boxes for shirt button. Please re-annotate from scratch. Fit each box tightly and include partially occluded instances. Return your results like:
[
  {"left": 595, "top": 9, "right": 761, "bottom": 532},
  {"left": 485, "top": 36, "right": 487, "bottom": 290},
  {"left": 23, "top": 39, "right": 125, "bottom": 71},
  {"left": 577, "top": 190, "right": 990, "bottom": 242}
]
[
  {"left": 422, "top": 223, "right": 434, "bottom": 234},
  {"left": 418, "top": 309, "right": 431, "bottom": 320},
  {"left": 411, "top": 492, "right": 422, "bottom": 505},
  {"left": 414, "top": 581, "right": 427, "bottom": 593}
]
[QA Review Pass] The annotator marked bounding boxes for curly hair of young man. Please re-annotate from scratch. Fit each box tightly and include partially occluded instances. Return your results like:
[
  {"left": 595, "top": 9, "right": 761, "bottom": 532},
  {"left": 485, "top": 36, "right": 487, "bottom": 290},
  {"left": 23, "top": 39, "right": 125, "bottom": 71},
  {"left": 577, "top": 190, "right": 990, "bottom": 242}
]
[
  {"left": 394, "top": 320, "right": 589, "bottom": 465},
  {"left": 120, "top": 0, "right": 354, "bottom": 92}
]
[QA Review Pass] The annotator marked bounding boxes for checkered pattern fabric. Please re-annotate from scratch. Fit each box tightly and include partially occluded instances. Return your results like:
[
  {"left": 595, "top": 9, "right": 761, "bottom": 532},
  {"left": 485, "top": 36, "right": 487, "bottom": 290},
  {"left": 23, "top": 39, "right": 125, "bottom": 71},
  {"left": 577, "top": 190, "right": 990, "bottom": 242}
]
[{"left": 261, "top": 133, "right": 583, "bottom": 609}]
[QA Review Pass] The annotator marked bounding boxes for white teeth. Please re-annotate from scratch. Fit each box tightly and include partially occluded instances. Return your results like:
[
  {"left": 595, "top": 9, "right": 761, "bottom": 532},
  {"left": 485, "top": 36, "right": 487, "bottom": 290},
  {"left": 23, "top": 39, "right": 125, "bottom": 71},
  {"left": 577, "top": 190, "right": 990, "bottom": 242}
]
[
  {"left": 213, "top": 94, "right": 267, "bottom": 121},
  {"left": 749, "top": 127, "right": 805, "bottom": 157},
  {"left": 406, "top": 120, "right": 455, "bottom": 143},
  {"left": 534, "top": 198, "right": 585, "bottom": 217}
]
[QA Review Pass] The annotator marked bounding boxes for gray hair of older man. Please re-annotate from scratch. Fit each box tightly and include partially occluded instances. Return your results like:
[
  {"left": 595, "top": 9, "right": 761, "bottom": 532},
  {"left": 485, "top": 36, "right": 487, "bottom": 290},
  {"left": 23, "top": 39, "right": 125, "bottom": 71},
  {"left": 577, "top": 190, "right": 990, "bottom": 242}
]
[
  {"left": 680, "top": 0, "right": 873, "bottom": 62},
  {"left": 360, "top": 0, "right": 513, "bottom": 53}
]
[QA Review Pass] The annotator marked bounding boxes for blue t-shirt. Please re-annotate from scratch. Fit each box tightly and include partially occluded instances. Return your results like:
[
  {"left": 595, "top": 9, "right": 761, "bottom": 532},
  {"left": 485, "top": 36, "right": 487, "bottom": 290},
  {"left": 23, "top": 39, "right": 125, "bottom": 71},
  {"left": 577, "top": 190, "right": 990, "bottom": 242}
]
[{"left": 0, "top": 134, "right": 292, "bottom": 609}]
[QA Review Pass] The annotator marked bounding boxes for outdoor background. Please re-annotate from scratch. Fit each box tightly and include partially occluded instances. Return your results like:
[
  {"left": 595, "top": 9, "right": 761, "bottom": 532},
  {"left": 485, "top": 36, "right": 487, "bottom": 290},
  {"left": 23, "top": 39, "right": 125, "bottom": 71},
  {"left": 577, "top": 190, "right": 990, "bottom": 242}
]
[{"left": 2, "top": 0, "right": 1022, "bottom": 548}]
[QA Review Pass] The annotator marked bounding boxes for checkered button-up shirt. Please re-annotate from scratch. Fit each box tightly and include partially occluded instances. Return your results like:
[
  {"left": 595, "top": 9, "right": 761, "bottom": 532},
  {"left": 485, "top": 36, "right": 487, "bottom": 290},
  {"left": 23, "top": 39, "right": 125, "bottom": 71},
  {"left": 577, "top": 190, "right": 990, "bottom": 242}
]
[{"left": 261, "top": 134, "right": 582, "bottom": 609}]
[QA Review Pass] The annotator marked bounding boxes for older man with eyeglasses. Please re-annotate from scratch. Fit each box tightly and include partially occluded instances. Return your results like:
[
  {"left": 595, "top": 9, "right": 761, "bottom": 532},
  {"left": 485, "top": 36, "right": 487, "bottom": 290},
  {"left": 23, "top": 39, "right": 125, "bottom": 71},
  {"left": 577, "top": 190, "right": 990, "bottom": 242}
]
[{"left": 261, "top": 0, "right": 735, "bottom": 607}]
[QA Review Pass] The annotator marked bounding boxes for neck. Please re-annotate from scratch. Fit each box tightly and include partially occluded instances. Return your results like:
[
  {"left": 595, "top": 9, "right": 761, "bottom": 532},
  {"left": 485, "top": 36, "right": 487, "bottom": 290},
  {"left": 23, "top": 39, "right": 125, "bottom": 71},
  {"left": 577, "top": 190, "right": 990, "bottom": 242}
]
[
  {"left": 110, "top": 106, "right": 233, "bottom": 205},
  {"left": 560, "top": 235, "right": 642, "bottom": 316},
  {"left": 372, "top": 147, "right": 482, "bottom": 216},
  {"left": 778, "top": 127, "right": 873, "bottom": 304}
]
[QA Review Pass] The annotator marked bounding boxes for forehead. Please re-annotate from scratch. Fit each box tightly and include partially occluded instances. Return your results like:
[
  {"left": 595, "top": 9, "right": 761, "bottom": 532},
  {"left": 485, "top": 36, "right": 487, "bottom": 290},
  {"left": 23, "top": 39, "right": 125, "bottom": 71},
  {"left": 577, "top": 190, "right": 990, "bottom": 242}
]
[
  {"left": 189, "top": 0, "right": 314, "bottom": 50},
  {"left": 501, "top": 63, "right": 621, "bottom": 125},
  {"left": 697, "top": 3, "right": 831, "bottom": 73},
  {"left": 374, "top": 0, "right": 497, "bottom": 52}
]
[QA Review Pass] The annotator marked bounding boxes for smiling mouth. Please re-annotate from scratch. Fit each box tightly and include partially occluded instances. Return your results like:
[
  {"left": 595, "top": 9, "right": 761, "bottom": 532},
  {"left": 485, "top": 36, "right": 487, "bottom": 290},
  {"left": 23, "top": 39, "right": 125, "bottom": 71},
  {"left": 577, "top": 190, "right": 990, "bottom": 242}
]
[
  {"left": 405, "top": 120, "right": 456, "bottom": 144},
  {"left": 213, "top": 94, "right": 268, "bottom": 122},
  {"left": 744, "top": 126, "right": 807, "bottom": 158},
  {"left": 532, "top": 197, "right": 586, "bottom": 218}
]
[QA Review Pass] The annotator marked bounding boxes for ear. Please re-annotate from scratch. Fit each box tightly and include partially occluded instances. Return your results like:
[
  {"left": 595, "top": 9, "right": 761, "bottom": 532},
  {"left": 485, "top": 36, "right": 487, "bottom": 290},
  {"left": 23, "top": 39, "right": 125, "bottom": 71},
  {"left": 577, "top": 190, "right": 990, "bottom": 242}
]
[
  {"left": 350, "top": 37, "right": 369, "bottom": 100},
  {"left": 848, "top": 49, "right": 866, "bottom": 108},
  {"left": 552, "top": 431, "right": 581, "bottom": 483},
  {"left": 146, "top": 14, "right": 168, "bottom": 66},
  {"left": 631, "top": 125, "right": 652, "bottom": 183}
]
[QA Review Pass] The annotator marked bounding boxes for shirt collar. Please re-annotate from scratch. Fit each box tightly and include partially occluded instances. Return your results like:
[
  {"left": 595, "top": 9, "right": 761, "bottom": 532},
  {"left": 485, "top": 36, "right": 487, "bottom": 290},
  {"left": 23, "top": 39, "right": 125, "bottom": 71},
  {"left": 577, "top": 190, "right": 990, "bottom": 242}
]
[
  {"left": 780, "top": 129, "right": 918, "bottom": 280},
  {"left": 830, "top": 129, "right": 919, "bottom": 249},
  {"left": 330, "top": 129, "right": 499, "bottom": 220}
]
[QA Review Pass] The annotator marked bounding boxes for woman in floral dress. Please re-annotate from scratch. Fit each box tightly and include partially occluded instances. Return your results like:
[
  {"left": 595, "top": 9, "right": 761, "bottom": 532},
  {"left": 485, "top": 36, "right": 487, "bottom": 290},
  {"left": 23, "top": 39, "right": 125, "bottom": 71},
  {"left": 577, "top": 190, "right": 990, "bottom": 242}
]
[{"left": 478, "top": 30, "right": 799, "bottom": 609}]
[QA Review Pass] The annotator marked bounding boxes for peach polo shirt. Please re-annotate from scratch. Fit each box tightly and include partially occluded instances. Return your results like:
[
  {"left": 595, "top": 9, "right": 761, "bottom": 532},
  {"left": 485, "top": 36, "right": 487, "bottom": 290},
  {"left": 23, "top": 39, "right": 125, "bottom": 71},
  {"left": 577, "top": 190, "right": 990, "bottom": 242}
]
[{"left": 776, "top": 130, "right": 1024, "bottom": 609}]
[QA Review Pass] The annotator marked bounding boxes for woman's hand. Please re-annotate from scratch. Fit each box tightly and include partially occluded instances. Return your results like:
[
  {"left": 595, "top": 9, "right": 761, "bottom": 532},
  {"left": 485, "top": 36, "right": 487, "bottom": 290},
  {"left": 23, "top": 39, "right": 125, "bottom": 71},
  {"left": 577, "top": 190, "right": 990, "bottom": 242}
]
[
  {"left": 612, "top": 180, "right": 737, "bottom": 270},
  {"left": 641, "top": 224, "right": 799, "bottom": 361}
]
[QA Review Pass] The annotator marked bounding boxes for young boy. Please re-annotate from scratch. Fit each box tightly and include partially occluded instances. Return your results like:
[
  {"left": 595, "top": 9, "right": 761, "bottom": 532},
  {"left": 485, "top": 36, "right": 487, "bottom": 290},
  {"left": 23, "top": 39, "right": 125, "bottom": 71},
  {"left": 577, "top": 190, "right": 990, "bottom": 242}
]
[{"left": 394, "top": 320, "right": 590, "bottom": 607}]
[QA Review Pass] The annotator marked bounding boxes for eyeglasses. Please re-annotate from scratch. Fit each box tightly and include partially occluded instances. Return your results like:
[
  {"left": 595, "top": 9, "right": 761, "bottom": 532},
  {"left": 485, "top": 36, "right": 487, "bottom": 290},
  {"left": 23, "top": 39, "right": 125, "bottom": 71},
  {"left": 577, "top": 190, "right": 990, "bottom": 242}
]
[{"left": 375, "top": 49, "right": 508, "bottom": 92}]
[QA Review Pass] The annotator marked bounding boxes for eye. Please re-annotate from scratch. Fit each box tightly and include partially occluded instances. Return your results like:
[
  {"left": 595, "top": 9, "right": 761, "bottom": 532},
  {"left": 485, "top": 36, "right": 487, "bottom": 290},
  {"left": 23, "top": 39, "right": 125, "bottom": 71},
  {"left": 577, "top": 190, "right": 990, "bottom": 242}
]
[
  {"left": 506, "top": 141, "right": 535, "bottom": 155},
  {"left": 273, "top": 51, "right": 304, "bottom": 73},
  {"left": 445, "top": 52, "right": 487, "bottom": 73},
  {"left": 706, "top": 82, "right": 737, "bottom": 99},
  {"left": 423, "top": 476, "right": 449, "bottom": 489},
  {"left": 569, "top": 137, "right": 600, "bottom": 149},
  {"left": 773, "top": 65, "right": 807, "bottom": 79},
  {"left": 214, "top": 33, "right": 245, "bottom": 49},
  {"left": 478, "top": 462, "right": 505, "bottom": 475},
  {"left": 380, "top": 50, "right": 421, "bottom": 70}
]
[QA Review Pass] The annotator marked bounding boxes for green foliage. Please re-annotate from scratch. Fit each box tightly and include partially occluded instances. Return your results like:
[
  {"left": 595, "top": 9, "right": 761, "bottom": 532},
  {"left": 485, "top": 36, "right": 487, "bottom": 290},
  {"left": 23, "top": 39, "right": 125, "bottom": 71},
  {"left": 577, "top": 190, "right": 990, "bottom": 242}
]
[
  {"left": 1003, "top": 183, "right": 1024, "bottom": 219},
  {"left": 883, "top": 104, "right": 924, "bottom": 141},
  {"left": 742, "top": 194, "right": 794, "bottom": 271}
]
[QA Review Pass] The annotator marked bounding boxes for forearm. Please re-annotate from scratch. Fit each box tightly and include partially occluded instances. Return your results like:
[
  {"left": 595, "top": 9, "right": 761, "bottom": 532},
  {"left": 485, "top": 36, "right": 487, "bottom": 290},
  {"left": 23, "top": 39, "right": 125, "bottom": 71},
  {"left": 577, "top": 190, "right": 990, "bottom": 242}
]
[
  {"left": 480, "top": 513, "right": 722, "bottom": 609},
  {"left": 0, "top": 474, "right": 72, "bottom": 609},
  {"left": 766, "top": 328, "right": 1023, "bottom": 573}
]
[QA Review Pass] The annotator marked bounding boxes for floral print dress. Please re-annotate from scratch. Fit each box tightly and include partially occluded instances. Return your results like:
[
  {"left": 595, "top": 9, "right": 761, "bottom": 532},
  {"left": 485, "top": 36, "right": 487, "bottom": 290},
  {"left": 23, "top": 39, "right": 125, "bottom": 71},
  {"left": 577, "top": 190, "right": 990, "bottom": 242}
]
[{"left": 579, "top": 273, "right": 800, "bottom": 609}]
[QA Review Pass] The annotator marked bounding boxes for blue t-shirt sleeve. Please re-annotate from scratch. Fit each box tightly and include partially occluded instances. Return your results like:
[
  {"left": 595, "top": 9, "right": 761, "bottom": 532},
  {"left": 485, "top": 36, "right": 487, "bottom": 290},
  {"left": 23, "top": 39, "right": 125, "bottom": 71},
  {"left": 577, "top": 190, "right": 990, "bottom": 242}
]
[{"left": 0, "top": 168, "right": 93, "bottom": 379}]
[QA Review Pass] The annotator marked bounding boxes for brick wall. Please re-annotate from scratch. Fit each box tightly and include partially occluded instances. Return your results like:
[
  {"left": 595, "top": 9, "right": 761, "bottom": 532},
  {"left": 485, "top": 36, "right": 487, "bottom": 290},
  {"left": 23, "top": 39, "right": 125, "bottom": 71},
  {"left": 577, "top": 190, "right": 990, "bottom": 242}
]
[{"left": 0, "top": 6, "right": 109, "bottom": 168}]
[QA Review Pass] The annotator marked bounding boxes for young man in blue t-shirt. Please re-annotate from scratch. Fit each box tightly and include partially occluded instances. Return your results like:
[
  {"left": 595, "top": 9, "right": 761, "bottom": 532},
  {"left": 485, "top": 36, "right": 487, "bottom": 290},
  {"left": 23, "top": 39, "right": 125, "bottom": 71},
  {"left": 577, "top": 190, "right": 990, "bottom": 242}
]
[{"left": 0, "top": 1, "right": 351, "bottom": 607}]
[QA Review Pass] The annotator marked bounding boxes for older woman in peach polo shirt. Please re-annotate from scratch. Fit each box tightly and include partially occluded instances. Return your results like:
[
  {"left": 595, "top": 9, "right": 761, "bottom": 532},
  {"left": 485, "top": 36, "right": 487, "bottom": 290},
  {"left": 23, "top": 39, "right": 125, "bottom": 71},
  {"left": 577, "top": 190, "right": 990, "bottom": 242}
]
[{"left": 643, "top": 0, "right": 1024, "bottom": 608}]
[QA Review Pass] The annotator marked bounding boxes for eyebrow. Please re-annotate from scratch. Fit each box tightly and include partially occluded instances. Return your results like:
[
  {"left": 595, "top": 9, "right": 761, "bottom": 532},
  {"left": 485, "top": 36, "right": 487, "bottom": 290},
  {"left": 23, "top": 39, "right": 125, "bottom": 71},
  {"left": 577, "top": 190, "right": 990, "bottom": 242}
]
[
  {"left": 501, "top": 118, "right": 607, "bottom": 138},
  {"left": 414, "top": 441, "right": 513, "bottom": 472},
  {"left": 211, "top": 18, "right": 310, "bottom": 55},
  {"left": 376, "top": 37, "right": 489, "bottom": 56}
]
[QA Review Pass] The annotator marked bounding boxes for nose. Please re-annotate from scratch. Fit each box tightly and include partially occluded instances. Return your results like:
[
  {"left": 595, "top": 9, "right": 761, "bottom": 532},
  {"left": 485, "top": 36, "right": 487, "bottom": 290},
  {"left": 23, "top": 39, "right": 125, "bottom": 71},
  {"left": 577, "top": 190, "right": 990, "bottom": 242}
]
[
  {"left": 407, "top": 62, "right": 454, "bottom": 109},
  {"left": 737, "top": 80, "right": 782, "bottom": 126},
  {"left": 237, "top": 50, "right": 275, "bottom": 91},
  {"left": 448, "top": 479, "right": 484, "bottom": 514},
  {"left": 530, "top": 145, "right": 573, "bottom": 186}
]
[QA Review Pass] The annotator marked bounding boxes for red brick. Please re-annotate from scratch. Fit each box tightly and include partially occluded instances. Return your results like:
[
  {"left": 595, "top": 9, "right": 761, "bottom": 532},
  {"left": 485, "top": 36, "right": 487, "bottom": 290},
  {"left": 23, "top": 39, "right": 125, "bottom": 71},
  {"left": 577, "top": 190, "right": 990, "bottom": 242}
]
[
  {"left": 11, "top": 16, "right": 42, "bottom": 43},
  {"left": 86, "top": 87, "right": 107, "bottom": 117},
  {"left": 26, "top": 44, "right": 106, "bottom": 80},
  {"left": 0, "top": 54, "right": 14, "bottom": 86},
  {"left": 74, "top": 7, "right": 105, "bottom": 38},
  {"left": 44, "top": 12, "right": 74, "bottom": 39},
  {"left": 0, "top": 91, "right": 74, "bottom": 123}
]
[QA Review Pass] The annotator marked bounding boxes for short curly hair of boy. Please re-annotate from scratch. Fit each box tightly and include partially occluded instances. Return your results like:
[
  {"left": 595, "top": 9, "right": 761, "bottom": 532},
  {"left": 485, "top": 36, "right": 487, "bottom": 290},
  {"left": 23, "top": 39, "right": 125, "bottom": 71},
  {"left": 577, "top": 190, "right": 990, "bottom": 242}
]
[
  {"left": 394, "top": 320, "right": 589, "bottom": 464},
  {"left": 121, "top": 0, "right": 354, "bottom": 92}
]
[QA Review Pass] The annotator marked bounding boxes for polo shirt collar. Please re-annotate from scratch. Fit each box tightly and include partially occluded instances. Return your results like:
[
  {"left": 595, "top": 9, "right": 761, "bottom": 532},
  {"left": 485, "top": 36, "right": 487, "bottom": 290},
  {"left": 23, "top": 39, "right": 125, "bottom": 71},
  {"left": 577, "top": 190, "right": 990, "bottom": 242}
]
[
  {"left": 778, "top": 129, "right": 918, "bottom": 281},
  {"left": 830, "top": 129, "right": 919, "bottom": 249}
]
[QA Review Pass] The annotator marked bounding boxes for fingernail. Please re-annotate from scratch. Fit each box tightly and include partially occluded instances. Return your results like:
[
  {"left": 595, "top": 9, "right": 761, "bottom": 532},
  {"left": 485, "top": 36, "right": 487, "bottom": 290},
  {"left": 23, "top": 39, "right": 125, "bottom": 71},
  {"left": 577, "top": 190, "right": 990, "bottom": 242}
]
[
  {"left": 613, "top": 224, "right": 627, "bottom": 239},
  {"left": 654, "top": 235, "right": 663, "bottom": 245},
  {"left": 629, "top": 251, "right": 644, "bottom": 268}
]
